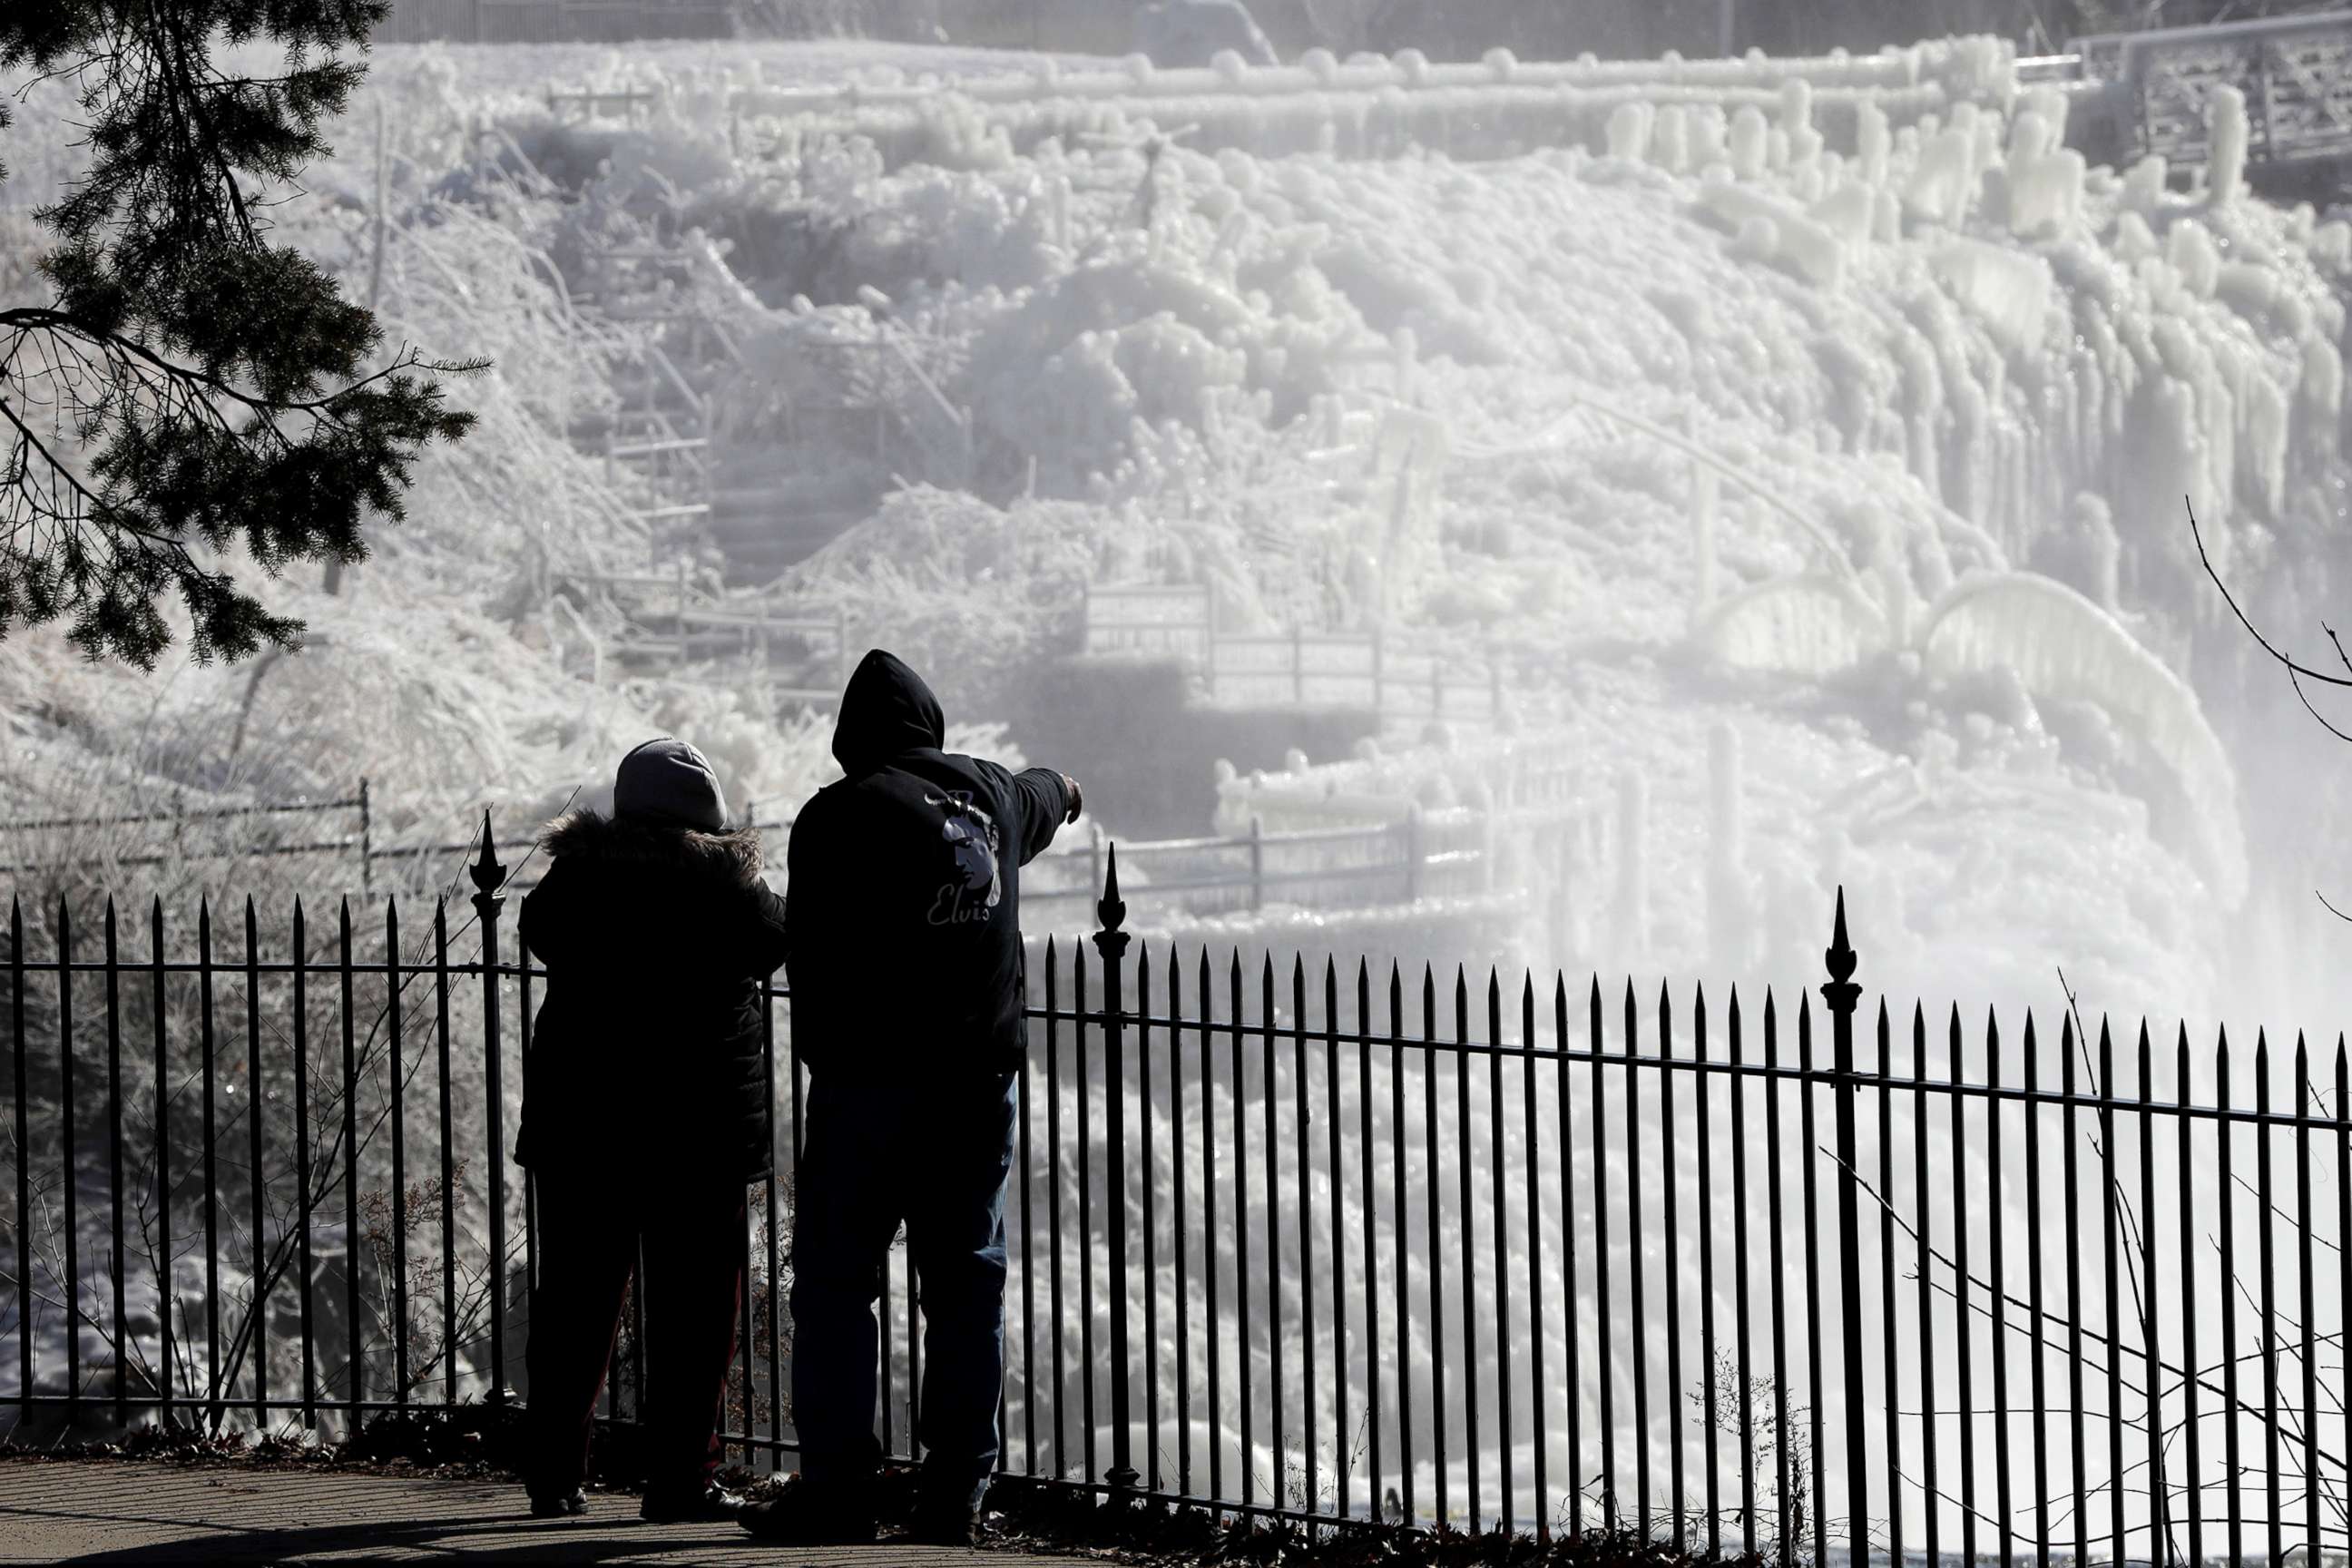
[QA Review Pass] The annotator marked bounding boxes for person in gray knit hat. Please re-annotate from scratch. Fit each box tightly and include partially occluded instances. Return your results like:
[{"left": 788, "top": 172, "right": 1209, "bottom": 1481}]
[
  {"left": 612, "top": 736, "right": 730, "bottom": 832},
  {"left": 514, "top": 736, "right": 786, "bottom": 1526}
]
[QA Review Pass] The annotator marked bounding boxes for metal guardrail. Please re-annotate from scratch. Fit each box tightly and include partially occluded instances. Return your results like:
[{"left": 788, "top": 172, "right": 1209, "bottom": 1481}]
[
  {"left": 371, "top": 0, "right": 731, "bottom": 44},
  {"left": 3, "top": 781, "right": 1509, "bottom": 920},
  {"left": 1083, "top": 587, "right": 1509, "bottom": 728},
  {"left": 0, "top": 790, "right": 377, "bottom": 887},
  {"left": 2015, "top": 51, "right": 2086, "bottom": 83},
  {"left": 2061, "top": 9, "right": 2352, "bottom": 171}
]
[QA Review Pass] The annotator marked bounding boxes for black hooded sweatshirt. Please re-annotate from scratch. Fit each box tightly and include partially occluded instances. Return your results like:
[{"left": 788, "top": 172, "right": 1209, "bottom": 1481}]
[{"left": 785, "top": 651, "right": 1072, "bottom": 1076}]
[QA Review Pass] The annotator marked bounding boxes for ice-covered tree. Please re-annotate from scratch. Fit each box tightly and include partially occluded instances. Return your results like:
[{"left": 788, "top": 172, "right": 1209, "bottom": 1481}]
[{"left": 0, "top": 0, "right": 477, "bottom": 668}]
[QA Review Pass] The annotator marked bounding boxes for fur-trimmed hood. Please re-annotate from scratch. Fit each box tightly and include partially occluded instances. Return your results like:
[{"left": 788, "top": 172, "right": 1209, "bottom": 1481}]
[{"left": 539, "top": 809, "right": 765, "bottom": 886}]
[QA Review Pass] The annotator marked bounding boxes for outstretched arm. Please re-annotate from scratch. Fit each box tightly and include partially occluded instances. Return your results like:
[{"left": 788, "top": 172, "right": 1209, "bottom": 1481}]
[{"left": 997, "top": 764, "right": 1079, "bottom": 865}]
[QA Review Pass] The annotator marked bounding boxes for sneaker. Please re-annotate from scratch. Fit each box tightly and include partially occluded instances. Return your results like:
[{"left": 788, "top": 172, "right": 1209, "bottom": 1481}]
[
  {"left": 904, "top": 1504, "right": 981, "bottom": 1548},
  {"left": 528, "top": 1487, "right": 587, "bottom": 1518},
  {"left": 640, "top": 1483, "right": 747, "bottom": 1524},
  {"left": 738, "top": 1481, "right": 877, "bottom": 1545}
]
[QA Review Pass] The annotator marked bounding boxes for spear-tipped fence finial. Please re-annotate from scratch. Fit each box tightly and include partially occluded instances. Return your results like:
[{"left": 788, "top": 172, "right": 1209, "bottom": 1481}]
[
  {"left": 469, "top": 809, "right": 505, "bottom": 899},
  {"left": 1096, "top": 840, "right": 1126, "bottom": 936},
  {"left": 1825, "top": 885, "right": 1857, "bottom": 986}
]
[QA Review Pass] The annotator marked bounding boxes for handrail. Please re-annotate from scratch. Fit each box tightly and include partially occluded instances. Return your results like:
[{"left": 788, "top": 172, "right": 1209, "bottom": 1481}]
[
  {"left": 4, "top": 784, "right": 1537, "bottom": 915},
  {"left": 2100, "top": 6, "right": 2352, "bottom": 67},
  {"left": 636, "top": 340, "right": 708, "bottom": 423},
  {"left": 2014, "top": 52, "right": 2084, "bottom": 80},
  {"left": 725, "top": 45, "right": 1950, "bottom": 121},
  {"left": 2, "top": 796, "right": 365, "bottom": 833},
  {"left": 607, "top": 436, "right": 709, "bottom": 459}
]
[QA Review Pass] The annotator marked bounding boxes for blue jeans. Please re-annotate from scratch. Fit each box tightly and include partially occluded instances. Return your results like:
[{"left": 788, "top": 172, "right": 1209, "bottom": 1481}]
[{"left": 789, "top": 1071, "right": 1017, "bottom": 1515}]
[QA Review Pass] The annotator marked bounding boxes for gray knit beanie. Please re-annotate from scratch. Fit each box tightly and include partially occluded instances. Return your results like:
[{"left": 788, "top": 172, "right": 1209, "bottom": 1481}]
[{"left": 612, "top": 737, "right": 730, "bottom": 832}]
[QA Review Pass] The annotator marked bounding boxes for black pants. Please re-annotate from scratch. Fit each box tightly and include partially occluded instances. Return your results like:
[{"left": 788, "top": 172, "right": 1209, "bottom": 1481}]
[{"left": 522, "top": 1172, "right": 746, "bottom": 1498}]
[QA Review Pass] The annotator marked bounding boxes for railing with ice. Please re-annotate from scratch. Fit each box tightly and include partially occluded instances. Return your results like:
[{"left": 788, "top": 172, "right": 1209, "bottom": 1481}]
[{"left": 727, "top": 36, "right": 2023, "bottom": 171}]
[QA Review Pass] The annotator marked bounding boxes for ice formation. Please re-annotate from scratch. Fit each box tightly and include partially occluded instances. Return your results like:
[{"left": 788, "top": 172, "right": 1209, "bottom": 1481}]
[
  {"left": 1695, "top": 573, "right": 1891, "bottom": 675},
  {"left": 1918, "top": 573, "right": 2245, "bottom": 903},
  {"left": 4, "top": 34, "right": 2345, "bottom": 1023},
  {"left": 2207, "top": 82, "right": 2250, "bottom": 206}
]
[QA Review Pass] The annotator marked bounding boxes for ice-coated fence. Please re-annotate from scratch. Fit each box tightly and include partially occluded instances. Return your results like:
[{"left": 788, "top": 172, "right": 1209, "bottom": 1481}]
[
  {"left": 1, "top": 785, "right": 1527, "bottom": 924},
  {"left": 370, "top": 0, "right": 733, "bottom": 46},
  {"left": 5, "top": 839, "right": 2349, "bottom": 1563},
  {"left": 1083, "top": 585, "right": 1509, "bottom": 733}
]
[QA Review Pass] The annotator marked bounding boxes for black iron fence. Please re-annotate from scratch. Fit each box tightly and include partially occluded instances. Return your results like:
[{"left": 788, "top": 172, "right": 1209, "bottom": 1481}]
[{"left": 5, "top": 838, "right": 2348, "bottom": 1562}]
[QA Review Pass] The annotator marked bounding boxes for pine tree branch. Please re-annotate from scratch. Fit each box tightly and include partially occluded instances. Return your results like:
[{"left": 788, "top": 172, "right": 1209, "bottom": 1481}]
[{"left": 0, "top": 0, "right": 445, "bottom": 663}]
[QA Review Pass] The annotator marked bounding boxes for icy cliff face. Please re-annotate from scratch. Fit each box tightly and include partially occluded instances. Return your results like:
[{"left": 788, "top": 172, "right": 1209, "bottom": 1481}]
[
  {"left": 732, "top": 61, "right": 2345, "bottom": 1018},
  {"left": 6, "top": 37, "right": 2349, "bottom": 1023}
]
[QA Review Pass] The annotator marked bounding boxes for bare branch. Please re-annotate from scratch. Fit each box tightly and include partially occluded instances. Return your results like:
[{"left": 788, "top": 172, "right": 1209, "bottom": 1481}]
[{"left": 2188, "top": 496, "right": 2352, "bottom": 688}]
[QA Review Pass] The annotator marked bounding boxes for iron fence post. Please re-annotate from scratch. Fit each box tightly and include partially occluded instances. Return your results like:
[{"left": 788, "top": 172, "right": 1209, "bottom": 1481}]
[
  {"left": 1820, "top": 891, "right": 1868, "bottom": 1554},
  {"left": 467, "top": 816, "right": 514, "bottom": 1405},
  {"left": 1091, "top": 846, "right": 1139, "bottom": 1499},
  {"left": 10, "top": 898, "right": 28, "bottom": 1408},
  {"left": 58, "top": 901, "right": 80, "bottom": 1424}
]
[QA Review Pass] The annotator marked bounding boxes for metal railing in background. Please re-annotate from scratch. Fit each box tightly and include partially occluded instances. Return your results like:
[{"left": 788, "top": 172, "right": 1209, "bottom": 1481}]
[
  {"left": 1083, "top": 585, "right": 1511, "bottom": 733},
  {"left": 3, "top": 785, "right": 1521, "bottom": 919},
  {"left": 5, "top": 845, "right": 2346, "bottom": 1559},
  {"left": 2015, "top": 52, "right": 2086, "bottom": 83},
  {"left": 0, "top": 789, "right": 378, "bottom": 888},
  {"left": 2078, "top": 8, "right": 2352, "bottom": 172},
  {"left": 370, "top": 0, "right": 734, "bottom": 45}
]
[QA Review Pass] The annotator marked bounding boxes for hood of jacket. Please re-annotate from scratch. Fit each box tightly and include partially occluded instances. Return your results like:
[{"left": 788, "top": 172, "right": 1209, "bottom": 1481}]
[
  {"left": 832, "top": 649, "right": 946, "bottom": 775},
  {"left": 539, "top": 809, "right": 766, "bottom": 887}
]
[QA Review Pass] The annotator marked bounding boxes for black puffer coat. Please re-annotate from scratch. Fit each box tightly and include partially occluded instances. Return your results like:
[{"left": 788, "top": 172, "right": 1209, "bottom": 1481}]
[{"left": 515, "top": 811, "right": 788, "bottom": 1182}]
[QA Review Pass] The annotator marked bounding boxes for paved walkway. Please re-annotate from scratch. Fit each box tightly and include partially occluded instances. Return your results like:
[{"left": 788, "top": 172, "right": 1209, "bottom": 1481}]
[{"left": 0, "top": 1461, "right": 1072, "bottom": 1564}]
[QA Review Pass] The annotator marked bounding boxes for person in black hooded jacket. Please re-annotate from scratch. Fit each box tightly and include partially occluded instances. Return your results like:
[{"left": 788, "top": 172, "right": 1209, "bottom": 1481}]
[
  {"left": 741, "top": 650, "right": 1080, "bottom": 1547},
  {"left": 514, "top": 736, "right": 787, "bottom": 1525}
]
